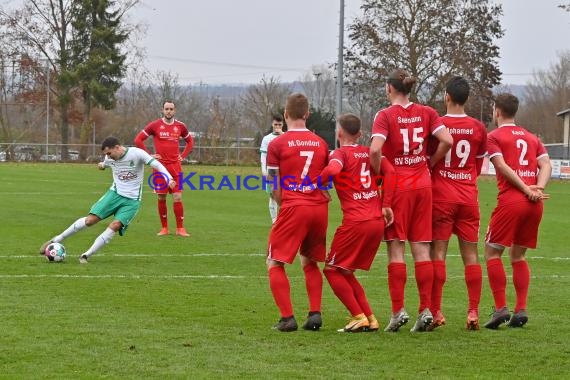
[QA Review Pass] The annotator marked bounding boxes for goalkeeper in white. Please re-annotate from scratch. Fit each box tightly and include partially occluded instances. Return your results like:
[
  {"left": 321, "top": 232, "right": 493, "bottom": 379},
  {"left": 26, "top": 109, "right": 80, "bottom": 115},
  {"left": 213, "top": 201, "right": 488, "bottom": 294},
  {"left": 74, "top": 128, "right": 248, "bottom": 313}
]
[{"left": 259, "top": 114, "right": 284, "bottom": 223}]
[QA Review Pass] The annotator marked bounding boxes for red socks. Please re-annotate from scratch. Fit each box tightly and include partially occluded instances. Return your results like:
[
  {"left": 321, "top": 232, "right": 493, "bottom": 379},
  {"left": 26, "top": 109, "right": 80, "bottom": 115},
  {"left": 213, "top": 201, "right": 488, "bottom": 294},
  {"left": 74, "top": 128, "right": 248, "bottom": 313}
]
[
  {"left": 512, "top": 260, "right": 530, "bottom": 312},
  {"left": 173, "top": 201, "right": 184, "bottom": 228},
  {"left": 324, "top": 268, "right": 362, "bottom": 316},
  {"left": 415, "top": 261, "right": 434, "bottom": 312},
  {"left": 303, "top": 262, "right": 323, "bottom": 313},
  {"left": 387, "top": 262, "right": 407, "bottom": 313},
  {"left": 268, "top": 266, "right": 293, "bottom": 317},
  {"left": 464, "top": 264, "right": 482, "bottom": 311},
  {"left": 158, "top": 199, "right": 168, "bottom": 228},
  {"left": 345, "top": 273, "right": 372, "bottom": 316},
  {"left": 431, "top": 260, "right": 446, "bottom": 313},
  {"left": 486, "top": 258, "right": 507, "bottom": 309}
]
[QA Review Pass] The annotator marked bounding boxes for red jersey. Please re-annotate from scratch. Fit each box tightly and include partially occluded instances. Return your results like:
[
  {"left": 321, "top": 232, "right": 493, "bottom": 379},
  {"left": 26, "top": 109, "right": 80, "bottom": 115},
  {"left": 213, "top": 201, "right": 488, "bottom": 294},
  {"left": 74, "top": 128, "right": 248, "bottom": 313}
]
[
  {"left": 372, "top": 103, "right": 445, "bottom": 190},
  {"left": 487, "top": 124, "right": 548, "bottom": 205},
  {"left": 431, "top": 114, "right": 487, "bottom": 205},
  {"left": 267, "top": 129, "right": 329, "bottom": 207},
  {"left": 328, "top": 145, "right": 382, "bottom": 222},
  {"left": 138, "top": 119, "right": 193, "bottom": 164}
]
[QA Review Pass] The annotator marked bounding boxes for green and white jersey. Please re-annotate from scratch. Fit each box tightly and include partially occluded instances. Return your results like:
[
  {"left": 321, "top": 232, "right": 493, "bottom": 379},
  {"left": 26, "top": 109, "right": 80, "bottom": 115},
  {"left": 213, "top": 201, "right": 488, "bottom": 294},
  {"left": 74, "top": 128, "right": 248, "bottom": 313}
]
[
  {"left": 102, "top": 147, "right": 172, "bottom": 200},
  {"left": 260, "top": 132, "right": 282, "bottom": 176}
]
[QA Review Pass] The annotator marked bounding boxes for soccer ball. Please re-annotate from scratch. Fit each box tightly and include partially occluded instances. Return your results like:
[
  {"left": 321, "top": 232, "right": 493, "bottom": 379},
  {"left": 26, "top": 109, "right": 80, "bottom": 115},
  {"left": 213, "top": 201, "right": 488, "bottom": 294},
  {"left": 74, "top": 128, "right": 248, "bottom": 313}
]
[{"left": 44, "top": 242, "right": 66, "bottom": 262}]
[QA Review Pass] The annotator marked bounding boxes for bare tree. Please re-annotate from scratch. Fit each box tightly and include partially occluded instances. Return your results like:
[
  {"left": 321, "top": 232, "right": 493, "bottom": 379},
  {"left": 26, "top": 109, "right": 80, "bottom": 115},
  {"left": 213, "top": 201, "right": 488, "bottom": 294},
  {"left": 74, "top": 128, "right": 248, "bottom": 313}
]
[
  {"left": 345, "top": 0, "right": 503, "bottom": 117},
  {"left": 518, "top": 51, "right": 570, "bottom": 143},
  {"left": 0, "top": 0, "right": 138, "bottom": 158},
  {"left": 241, "top": 75, "right": 290, "bottom": 136}
]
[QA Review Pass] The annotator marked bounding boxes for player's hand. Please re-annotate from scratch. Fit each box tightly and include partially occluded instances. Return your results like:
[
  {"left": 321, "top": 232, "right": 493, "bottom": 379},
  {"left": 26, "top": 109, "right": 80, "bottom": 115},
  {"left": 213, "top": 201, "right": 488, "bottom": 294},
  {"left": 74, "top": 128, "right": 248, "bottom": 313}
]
[
  {"left": 525, "top": 185, "right": 548, "bottom": 202},
  {"left": 529, "top": 185, "right": 549, "bottom": 200},
  {"left": 97, "top": 162, "right": 105, "bottom": 170},
  {"left": 168, "top": 179, "right": 177, "bottom": 190},
  {"left": 152, "top": 154, "right": 162, "bottom": 160},
  {"left": 178, "top": 155, "right": 184, "bottom": 162},
  {"left": 321, "top": 189, "right": 332, "bottom": 202},
  {"left": 382, "top": 207, "right": 394, "bottom": 227}
]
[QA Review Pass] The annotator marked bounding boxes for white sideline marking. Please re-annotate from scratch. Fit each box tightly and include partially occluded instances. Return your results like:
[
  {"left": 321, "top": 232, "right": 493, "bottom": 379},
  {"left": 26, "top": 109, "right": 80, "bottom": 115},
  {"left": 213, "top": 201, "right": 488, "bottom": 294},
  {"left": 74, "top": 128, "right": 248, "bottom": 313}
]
[
  {"left": 0, "top": 253, "right": 264, "bottom": 259},
  {"left": 2, "top": 253, "right": 569, "bottom": 260}
]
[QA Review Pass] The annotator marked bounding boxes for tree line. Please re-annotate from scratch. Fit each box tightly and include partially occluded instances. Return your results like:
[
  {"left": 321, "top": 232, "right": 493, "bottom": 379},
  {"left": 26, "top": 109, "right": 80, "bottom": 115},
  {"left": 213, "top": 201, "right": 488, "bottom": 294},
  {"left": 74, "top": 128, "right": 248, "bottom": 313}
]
[{"left": 0, "top": 0, "right": 568, "bottom": 161}]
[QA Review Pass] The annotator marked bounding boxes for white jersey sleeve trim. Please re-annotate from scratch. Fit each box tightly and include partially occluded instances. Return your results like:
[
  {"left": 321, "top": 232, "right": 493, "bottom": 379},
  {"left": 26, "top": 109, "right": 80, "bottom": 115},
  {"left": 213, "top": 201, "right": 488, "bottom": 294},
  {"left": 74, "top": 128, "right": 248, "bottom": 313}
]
[
  {"left": 371, "top": 133, "right": 387, "bottom": 140},
  {"left": 432, "top": 125, "right": 446, "bottom": 135},
  {"left": 488, "top": 152, "right": 502, "bottom": 159},
  {"left": 537, "top": 153, "right": 549, "bottom": 160}
]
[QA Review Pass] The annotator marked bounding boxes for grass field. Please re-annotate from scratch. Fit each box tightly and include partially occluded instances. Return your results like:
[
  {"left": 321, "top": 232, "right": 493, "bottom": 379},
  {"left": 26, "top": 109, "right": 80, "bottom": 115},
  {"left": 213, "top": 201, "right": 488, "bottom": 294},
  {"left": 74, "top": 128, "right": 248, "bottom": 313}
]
[{"left": 1, "top": 163, "right": 570, "bottom": 379}]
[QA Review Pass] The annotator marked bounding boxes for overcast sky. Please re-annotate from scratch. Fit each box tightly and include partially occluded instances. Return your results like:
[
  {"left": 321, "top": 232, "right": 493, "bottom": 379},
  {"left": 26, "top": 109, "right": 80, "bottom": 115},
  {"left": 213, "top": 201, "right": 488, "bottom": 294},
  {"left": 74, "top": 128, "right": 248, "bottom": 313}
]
[
  {"left": 5, "top": 0, "right": 568, "bottom": 85},
  {"left": 129, "top": 0, "right": 569, "bottom": 86}
]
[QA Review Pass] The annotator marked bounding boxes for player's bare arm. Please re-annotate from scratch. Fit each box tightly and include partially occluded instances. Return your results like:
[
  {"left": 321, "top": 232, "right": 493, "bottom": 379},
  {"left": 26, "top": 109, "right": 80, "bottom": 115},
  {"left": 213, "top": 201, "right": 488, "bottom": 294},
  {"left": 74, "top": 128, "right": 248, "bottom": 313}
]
[
  {"left": 530, "top": 155, "right": 553, "bottom": 200},
  {"left": 370, "top": 136, "right": 384, "bottom": 175},
  {"left": 429, "top": 127, "right": 453, "bottom": 168},
  {"left": 490, "top": 155, "right": 542, "bottom": 201},
  {"left": 267, "top": 168, "right": 281, "bottom": 206}
]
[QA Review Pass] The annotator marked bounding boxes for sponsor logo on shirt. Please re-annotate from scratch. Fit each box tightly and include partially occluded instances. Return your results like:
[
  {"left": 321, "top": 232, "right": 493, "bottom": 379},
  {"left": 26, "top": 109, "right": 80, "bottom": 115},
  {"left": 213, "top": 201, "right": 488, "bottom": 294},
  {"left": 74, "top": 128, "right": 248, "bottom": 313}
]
[
  {"left": 438, "top": 170, "right": 472, "bottom": 181},
  {"left": 394, "top": 155, "right": 426, "bottom": 166},
  {"left": 118, "top": 171, "right": 137, "bottom": 181}
]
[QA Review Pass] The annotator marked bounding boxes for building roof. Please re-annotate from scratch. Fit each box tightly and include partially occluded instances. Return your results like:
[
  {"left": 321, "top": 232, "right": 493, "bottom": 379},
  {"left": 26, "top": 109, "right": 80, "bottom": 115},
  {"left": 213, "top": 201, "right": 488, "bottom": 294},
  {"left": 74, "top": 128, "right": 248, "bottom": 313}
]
[{"left": 556, "top": 108, "right": 570, "bottom": 117}]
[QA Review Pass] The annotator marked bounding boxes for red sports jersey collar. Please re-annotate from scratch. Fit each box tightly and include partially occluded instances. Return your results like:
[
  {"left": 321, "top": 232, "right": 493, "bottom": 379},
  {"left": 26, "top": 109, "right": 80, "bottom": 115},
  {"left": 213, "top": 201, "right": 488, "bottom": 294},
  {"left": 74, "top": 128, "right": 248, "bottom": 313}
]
[
  {"left": 287, "top": 129, "right": 311, "bottom": 132},
  {"left": 444, "top": 114, "right": 468, "bottom": 118},
  {"left": 498, "top": 123, "right": 517, "bottom": 128},
  {"left": 393, "top": 102, "right": 414, "bottom": 109}
]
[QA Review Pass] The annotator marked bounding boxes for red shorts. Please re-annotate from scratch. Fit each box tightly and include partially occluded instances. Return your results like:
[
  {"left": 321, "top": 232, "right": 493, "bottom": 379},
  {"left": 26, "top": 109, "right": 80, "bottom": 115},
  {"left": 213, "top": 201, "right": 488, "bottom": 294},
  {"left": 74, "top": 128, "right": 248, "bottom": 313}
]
[
  {"left": 384, "top": 188, "right": 432, "bottom": 242},
  {"left": 267, "top": 204, "right": 328, "bottom": 264},
  {"left": 432, "top": 202, "right": 480, "bottom": 242},
  {"left": 153, "top": 162, "right": 182, "bottom": 194},
  {"left": 485, "top": 201, "right": 544, "bottom": 249},
  {"left": 326, "top": 218, "right": 384, "bottom": 271}
]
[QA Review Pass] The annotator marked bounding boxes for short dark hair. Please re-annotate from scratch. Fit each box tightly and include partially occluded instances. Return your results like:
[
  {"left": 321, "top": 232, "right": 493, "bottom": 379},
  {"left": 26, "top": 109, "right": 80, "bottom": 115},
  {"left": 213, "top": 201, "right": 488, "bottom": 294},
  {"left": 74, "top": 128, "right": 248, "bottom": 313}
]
[
  {"left": 337, "top": 113, "right": 361, "bottom": 136},
  {"left": 446, "top": 76, "right": 470, "bottom": 105},
  {"left": 163, "top": 100, "right": 175, "bottom": 108},
  {"left": 387, "top": 69, "right": 417, "bottom": 95},
  {"left": 494, "top": 93, "right": 519, "bottom": 118},
  {"left": 272, "top": 114, "right": 284, "bottom": 123},
  {"left": 101, "top": 136, "right": 121, "bottom": 150}
]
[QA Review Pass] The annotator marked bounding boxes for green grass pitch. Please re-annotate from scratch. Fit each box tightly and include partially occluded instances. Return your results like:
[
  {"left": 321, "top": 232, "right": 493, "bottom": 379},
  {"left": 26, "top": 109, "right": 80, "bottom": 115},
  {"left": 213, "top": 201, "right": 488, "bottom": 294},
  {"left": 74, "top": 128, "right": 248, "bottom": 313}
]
[{"left": 1, "top": 163, "right": 569, "bottom": 379}]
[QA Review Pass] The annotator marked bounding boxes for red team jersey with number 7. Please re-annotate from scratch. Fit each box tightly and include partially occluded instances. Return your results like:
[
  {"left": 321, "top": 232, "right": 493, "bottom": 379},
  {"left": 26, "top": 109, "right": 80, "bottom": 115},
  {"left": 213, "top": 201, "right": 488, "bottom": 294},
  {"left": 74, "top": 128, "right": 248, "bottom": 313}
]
[
  {"left": 372, "top": 103, "right": 445, "bottom": 190},
  {"left": 267, "top": 129, "right": 329, "bottom": 207}
]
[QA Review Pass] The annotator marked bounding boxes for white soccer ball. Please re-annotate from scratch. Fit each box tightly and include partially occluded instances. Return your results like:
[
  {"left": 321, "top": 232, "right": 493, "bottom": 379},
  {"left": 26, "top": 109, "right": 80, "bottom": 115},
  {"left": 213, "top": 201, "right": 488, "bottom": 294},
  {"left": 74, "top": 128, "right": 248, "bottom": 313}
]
[{"left": 44, "top": 242, "right": 66, "bottom": 262}]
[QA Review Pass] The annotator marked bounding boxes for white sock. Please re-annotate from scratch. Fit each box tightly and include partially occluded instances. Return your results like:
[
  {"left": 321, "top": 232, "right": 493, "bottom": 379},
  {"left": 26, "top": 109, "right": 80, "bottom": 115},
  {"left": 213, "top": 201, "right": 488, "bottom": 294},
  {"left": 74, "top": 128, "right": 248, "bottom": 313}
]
[
  {"left": 53, "top": 217, "right": 88, "bottom": 243},
  {"left": 269, "top": 198, "right": 279, "bottom": 224},
  {"left": 83, "top": 228, "right": 115, "bottom": 257}
]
